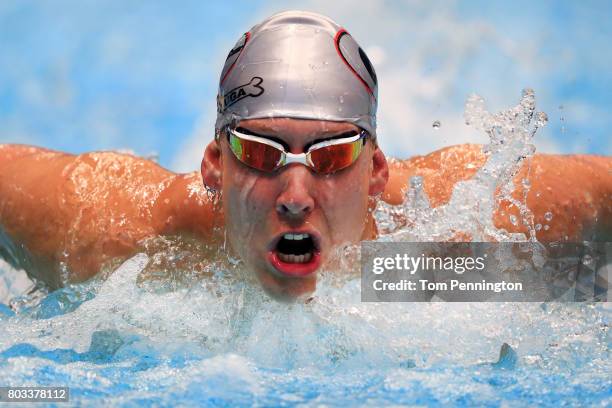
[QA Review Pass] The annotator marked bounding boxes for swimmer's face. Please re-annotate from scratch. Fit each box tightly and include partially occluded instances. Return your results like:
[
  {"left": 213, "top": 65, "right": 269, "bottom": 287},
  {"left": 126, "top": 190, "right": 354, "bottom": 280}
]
[{"left": 202, "top": 118, "right": 388, "bottom": 299}]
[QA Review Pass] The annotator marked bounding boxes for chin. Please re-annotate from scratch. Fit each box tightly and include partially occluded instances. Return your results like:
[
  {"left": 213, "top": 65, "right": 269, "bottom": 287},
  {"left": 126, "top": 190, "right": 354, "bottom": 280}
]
[{"left": 255, "top": 266, "right": 318, "bottom": 302}]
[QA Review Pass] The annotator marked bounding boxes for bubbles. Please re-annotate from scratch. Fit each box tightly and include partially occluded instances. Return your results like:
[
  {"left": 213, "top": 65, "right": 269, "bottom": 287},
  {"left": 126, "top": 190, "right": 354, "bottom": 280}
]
[
  {"left": 509, "top": 215, "right": 518, "bottom": 226},
  {"left": 432, "top": 120, "right": 441, "bottom": 129},
  {"left": 544, "top": 212, "right": 553, "bottom": 222}
]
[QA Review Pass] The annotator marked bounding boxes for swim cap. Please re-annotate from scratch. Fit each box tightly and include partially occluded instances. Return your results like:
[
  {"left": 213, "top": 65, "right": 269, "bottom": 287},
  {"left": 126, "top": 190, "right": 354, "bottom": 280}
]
[{"left": 215, "top": 10, "right": 378, "bottom": 137}]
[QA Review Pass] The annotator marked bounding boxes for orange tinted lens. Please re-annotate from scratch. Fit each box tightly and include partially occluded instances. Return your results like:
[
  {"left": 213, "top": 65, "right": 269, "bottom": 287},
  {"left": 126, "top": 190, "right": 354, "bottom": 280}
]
[
  {"left": 310, "top": 139, "right": 363, "bottom": 174},
  {"left": 229, "top": 134, "right": 282, "bottom": 172}
]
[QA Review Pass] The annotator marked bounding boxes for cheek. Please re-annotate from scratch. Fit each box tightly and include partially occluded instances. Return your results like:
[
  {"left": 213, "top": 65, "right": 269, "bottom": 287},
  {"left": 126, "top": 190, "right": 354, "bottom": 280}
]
[
  {"left": 317, "top": 160, "right": 371, "bottom": 241},
  {"left": 222, "top": 159, "right": 277, "bottom": 251}
]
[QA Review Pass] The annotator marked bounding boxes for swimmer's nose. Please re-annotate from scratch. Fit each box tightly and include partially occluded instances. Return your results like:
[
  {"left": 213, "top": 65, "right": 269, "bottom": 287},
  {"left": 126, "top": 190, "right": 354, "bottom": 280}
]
[{"left": 276, "top": 167, "right": 315, "bottom": 219}]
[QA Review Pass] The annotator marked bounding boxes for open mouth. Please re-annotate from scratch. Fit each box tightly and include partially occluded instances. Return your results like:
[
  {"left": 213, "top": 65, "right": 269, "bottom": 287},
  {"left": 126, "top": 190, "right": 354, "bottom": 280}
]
[{"left": 268, "top": 232, "right": 321, "bottom": 277}]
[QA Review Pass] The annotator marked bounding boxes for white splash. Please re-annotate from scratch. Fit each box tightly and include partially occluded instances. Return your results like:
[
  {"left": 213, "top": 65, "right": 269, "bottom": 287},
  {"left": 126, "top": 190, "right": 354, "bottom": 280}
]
[{"left": 375, "top": 88, "right": 547, "bottom": 243}]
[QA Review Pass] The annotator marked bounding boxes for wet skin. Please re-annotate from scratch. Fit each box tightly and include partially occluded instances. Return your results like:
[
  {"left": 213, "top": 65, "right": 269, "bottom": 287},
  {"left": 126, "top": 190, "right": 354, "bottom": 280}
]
[
  {"left": 201, "top": 119, "right": 388, "bottom": 298},
  {"left": 0, "top": 119, "right": 610, "bottom": 297}
]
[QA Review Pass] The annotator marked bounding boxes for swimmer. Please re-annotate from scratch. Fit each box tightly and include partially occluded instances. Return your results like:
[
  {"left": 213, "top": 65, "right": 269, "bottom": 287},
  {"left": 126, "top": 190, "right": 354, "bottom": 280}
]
[{"left": 0, "top": 11, "right": 610, "bottom": 298}]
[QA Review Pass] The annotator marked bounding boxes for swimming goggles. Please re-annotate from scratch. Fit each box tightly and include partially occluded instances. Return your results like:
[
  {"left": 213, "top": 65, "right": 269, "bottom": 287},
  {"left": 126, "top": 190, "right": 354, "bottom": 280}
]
[{"left": 225, "top": 127, "right": 368, "bottom": 174}]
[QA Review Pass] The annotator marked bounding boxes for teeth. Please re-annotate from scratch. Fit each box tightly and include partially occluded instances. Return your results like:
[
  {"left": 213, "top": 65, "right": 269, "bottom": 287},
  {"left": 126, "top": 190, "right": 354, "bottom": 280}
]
[
  {"left": 278, "top": 252, "right": 313, "bottom": 264},
  {"left": 283, "top": 233, "right": 309, "bottom": 241},
  {"left": 277, "top": 233, "right": 315, "bottom": 264}
]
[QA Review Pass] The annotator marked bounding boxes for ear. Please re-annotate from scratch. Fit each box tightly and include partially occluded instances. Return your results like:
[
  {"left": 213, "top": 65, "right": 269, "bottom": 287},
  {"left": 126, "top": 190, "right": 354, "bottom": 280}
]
[
  {"left": 201, "top": 139, "right": 223, "bottom": 190},
  {"left": 368, "top": 146, "right": 389, "bottom": 196}
]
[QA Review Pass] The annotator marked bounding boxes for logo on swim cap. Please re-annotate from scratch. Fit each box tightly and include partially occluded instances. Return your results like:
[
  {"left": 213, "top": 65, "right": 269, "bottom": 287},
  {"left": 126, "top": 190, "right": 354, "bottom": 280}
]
[{"left": 217, "top": 76, "right": 265, "bottom": 112}]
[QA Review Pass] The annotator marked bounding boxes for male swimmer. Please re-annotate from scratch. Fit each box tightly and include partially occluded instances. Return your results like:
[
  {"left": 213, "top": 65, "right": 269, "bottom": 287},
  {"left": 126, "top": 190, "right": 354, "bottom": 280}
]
[{"left": 0, "top": 11, "right": 610, "bottom": 298}]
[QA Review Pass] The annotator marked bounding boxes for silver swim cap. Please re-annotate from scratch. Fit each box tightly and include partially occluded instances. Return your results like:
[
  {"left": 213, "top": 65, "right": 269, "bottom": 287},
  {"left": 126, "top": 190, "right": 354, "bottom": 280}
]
[{"left": 215, "top": 10, "right": 378, "bottom": 137}]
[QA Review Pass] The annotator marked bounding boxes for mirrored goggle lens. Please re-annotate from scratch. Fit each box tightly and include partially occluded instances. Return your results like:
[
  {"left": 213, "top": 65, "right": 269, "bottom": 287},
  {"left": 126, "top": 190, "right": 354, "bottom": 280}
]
[
  {"left": 310, "top": 139, "right": 364, "bottom": 174},
  {"left": 228, "top": 133, "right": 282, "bottom": 172}
]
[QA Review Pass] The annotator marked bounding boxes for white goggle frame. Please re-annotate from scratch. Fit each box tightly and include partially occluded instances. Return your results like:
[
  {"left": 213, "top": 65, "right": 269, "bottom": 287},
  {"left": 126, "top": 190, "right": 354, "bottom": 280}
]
[{"left": 227, "top": 127, "right": 366, "bottom": 170}]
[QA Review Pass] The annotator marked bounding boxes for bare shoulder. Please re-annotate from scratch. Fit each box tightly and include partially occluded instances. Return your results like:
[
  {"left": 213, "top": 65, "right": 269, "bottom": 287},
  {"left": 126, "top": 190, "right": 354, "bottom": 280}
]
[
  {"left": 0, "top": 144, "right": 68, "bottom": 173},
  {"left": 522, "top": 153, "right": 611, "bottom": 241},
  {"left": 0, "top": 143, "right": 61, "bottom": 158},
  {"left": 383, "top": 144, "right": 486, "bottom": 206},
  {"left": 1, "top": 145, "right": 177, "bottom": 218},
  {"left": 382, "top": 143, "right": 611, "bottom": 241}
]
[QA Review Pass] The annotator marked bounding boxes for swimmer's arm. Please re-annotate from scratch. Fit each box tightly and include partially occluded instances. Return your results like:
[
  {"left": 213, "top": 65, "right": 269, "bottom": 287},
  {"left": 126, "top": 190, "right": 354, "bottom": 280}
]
[
  {"left": 383, "top": 144, "right": 612, "bottom": 242},
  {"left": 0, "top": 144, "right": 220, "bottom": 286},
  {"left": 0, "top": 144, "right": 77, "bottom": 286}
]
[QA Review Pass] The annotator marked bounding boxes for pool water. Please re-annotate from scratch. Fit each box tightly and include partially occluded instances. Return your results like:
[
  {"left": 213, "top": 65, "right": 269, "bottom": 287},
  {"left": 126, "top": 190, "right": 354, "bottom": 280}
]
[
  {"left": 1, "top": 256, "right": 610, "bottom": 406},
  {"left": 1, "top": 91, "right": 610, "bottom": 406}
]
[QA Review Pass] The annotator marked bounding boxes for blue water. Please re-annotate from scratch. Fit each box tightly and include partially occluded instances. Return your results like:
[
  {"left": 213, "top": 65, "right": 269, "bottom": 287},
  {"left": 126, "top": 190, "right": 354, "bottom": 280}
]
[{"left": 0, "top": 253, "right": 610, "bottom": 407}]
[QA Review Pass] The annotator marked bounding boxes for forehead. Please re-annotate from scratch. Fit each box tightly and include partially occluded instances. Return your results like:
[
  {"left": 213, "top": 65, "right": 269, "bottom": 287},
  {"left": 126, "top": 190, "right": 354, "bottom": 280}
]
[{"left": 237, "top": 118, "right": 359, "bottom": 145}]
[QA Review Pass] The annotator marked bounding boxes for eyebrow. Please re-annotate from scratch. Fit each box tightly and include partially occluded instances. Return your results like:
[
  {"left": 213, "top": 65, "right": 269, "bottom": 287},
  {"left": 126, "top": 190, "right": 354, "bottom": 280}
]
[{"left": 235, "top": 127, "right": 359, "bottom": 151}]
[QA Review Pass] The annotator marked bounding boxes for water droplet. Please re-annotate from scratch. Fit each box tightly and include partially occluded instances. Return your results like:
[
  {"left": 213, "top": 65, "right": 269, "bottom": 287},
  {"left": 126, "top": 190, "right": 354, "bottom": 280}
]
[
  {"left": 544, "top": 212, "right": 553, "bottom": 222},
  {"left": 522, "top": 88, "right": 535, "bottom": 98},
  {"left": 520, "top": 88, "right": 536, "bottom": 115},
  {"left": 509, "top": 215, "right": 518, "bottom": 225},
  {"left": 544, "top": 225, "right": 550, "bottom": 230},
  {"left": 521, "top": 178, "right": 531, "bottom": 188},
  {"left": 432, "top": 120, "right": 441, "bottom": 129},
  {"left": 535, "top": 223, "right": 542, "bottom": 231},
  {"left": 339, "top": 95, "right": 344, "bottom": 104},
  {"left": 582, "top": 254, "right": 593, "bottom": 265},
  {"left": 535, "top": 112, "right": 548, "bottom": 127},
  {"left": 560, "top": 114, "right": 566, "bottom": 135},
  {"left": 410, "top": 175, "right": 424, "bottom": 189}
]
